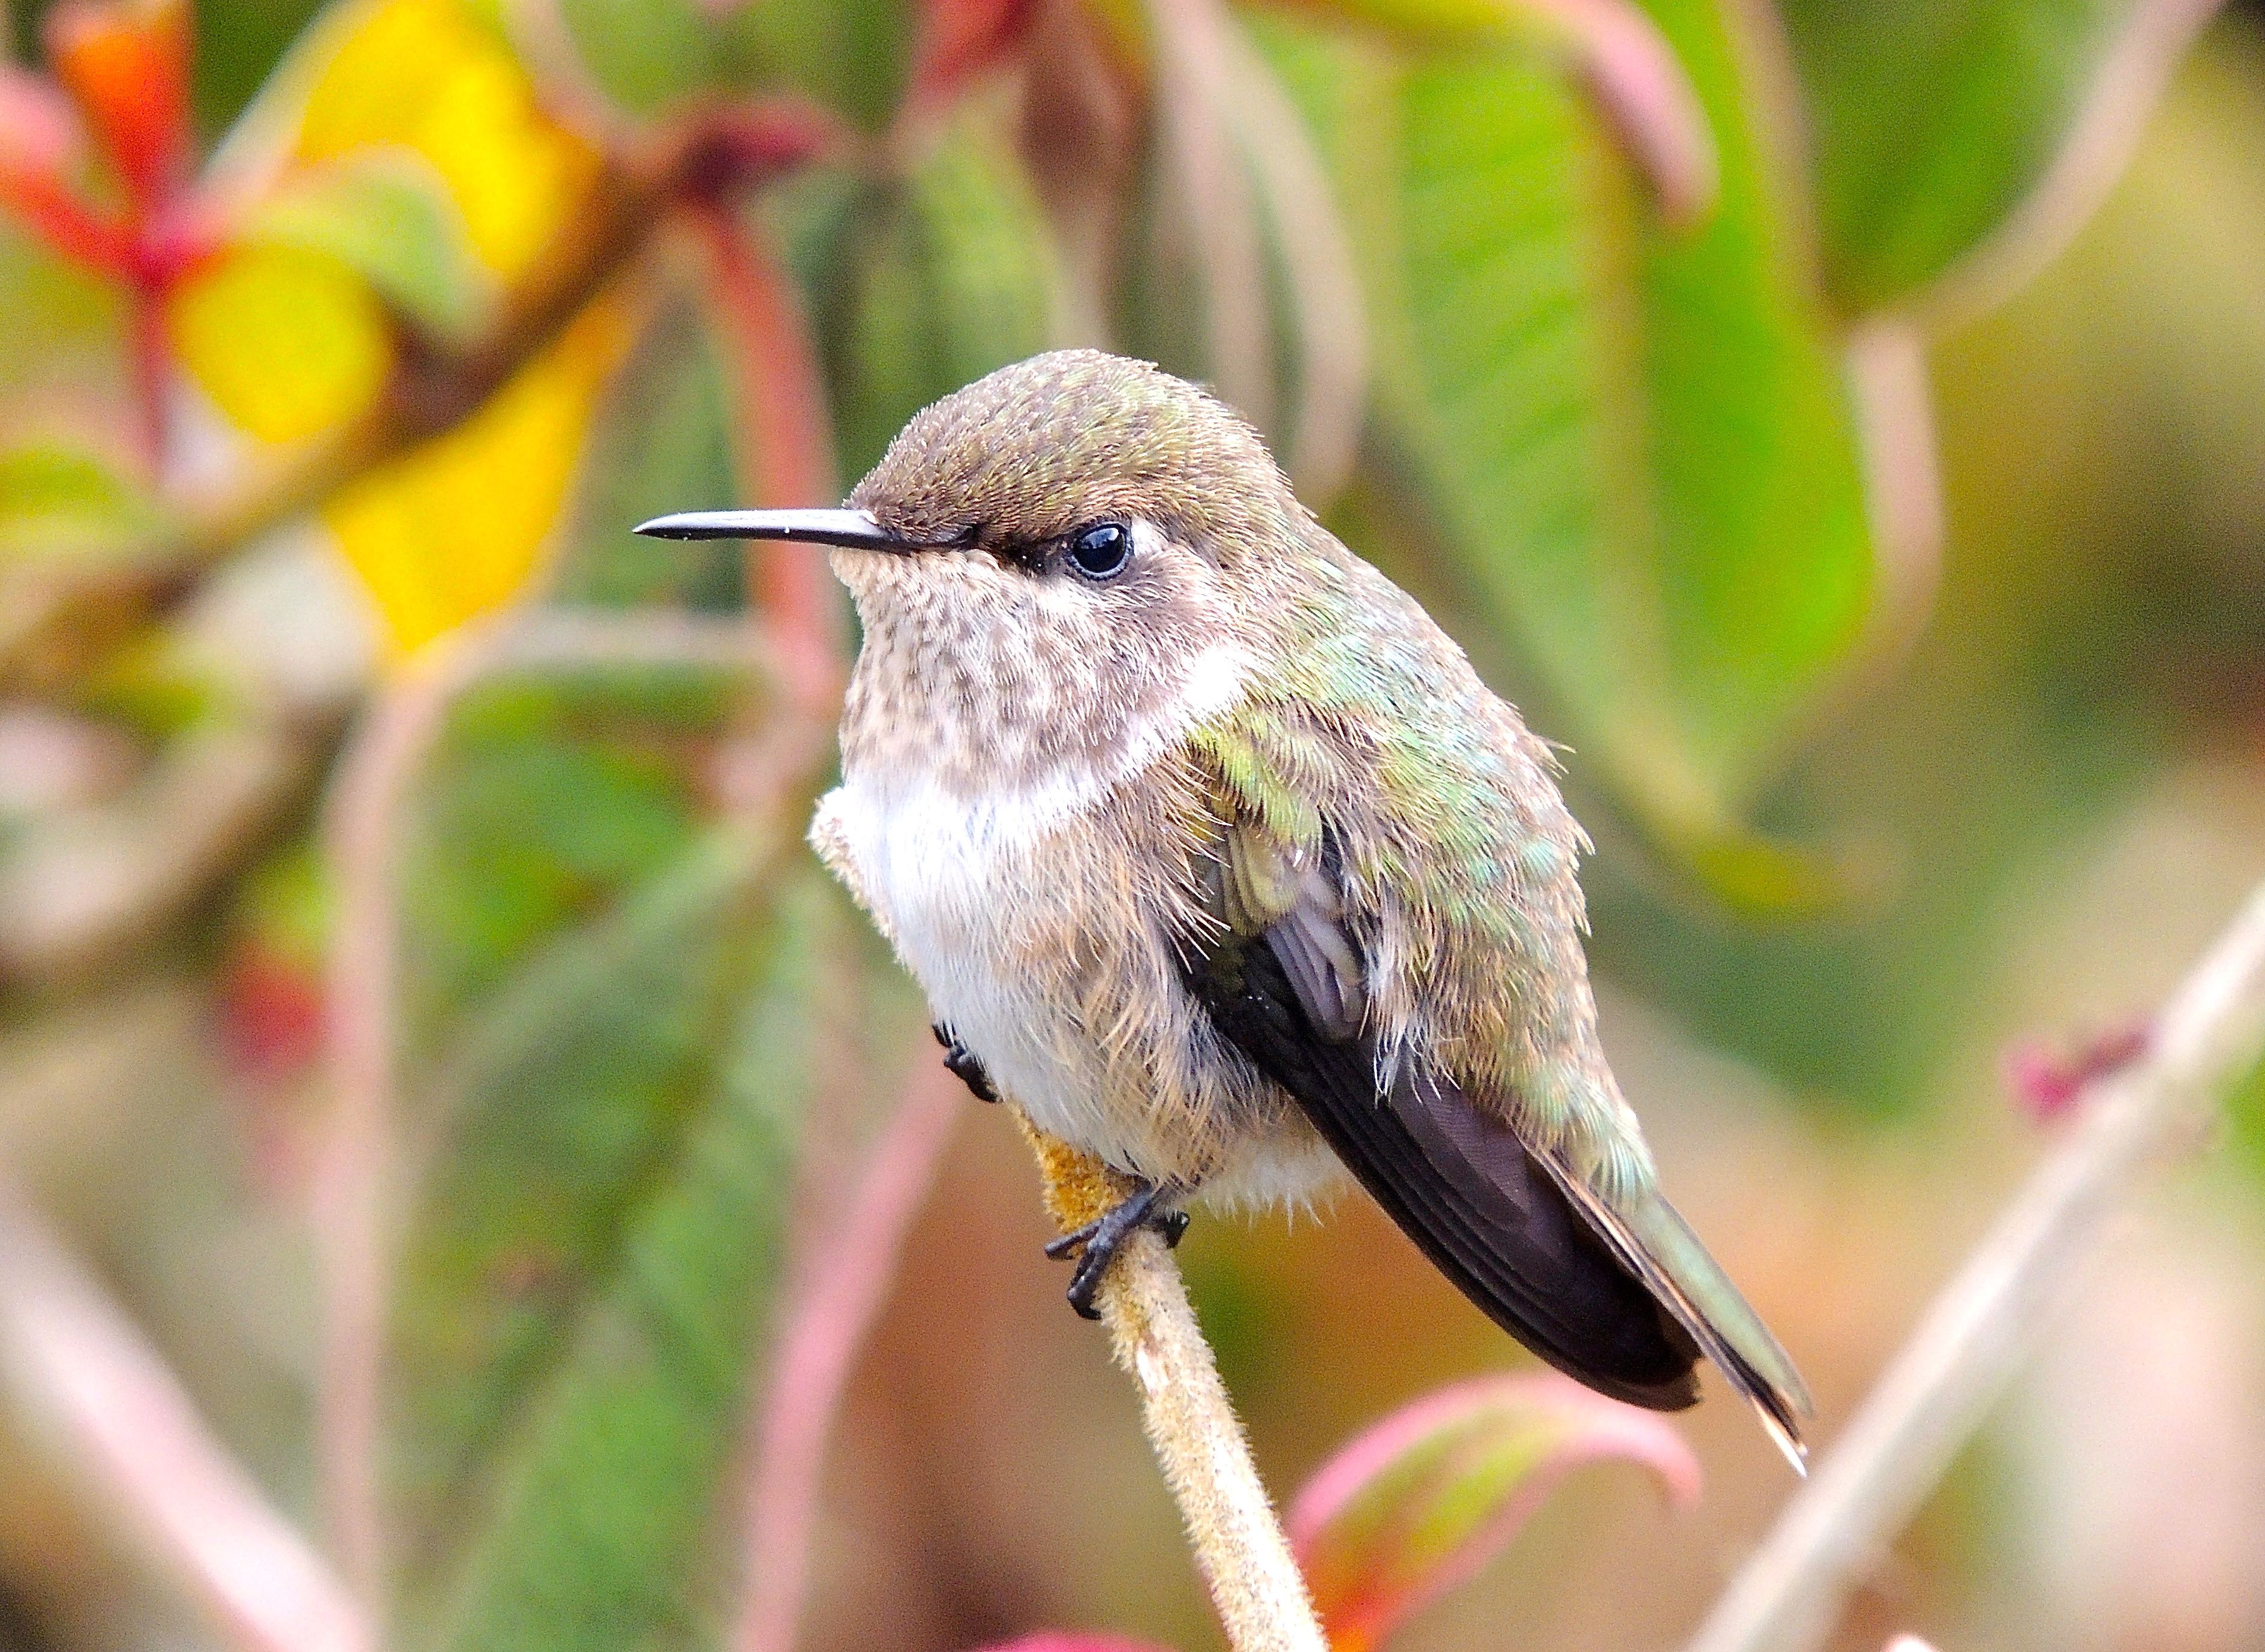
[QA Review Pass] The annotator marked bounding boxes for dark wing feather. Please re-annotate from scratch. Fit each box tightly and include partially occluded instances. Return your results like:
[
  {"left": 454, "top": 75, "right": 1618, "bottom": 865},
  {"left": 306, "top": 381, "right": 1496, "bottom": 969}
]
[{"left": 1187, "top": 920, "right": 1702, "bottom": 1411}]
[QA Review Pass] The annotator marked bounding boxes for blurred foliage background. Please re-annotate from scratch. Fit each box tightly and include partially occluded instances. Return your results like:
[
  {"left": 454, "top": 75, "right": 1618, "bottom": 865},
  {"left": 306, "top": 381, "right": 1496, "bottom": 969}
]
[{"left": 1, "top": 0, "right": 2264, "bottom": 1650}]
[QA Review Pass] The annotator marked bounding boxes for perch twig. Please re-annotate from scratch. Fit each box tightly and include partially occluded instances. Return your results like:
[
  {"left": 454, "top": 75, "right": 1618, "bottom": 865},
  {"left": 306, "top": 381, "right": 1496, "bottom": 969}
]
[
  {"left": 1685, "top": 876, "right": 2265, "bottom": 1652},
  {"left": 1020, "top": 1119, "right": 1327, "bottom": 1652},
  {"left": 0, "top": 1176, "right": 369, "bottom": 1652}
]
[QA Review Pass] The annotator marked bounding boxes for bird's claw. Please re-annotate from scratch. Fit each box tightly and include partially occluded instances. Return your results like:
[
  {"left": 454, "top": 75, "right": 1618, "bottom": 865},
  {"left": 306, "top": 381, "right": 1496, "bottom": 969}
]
[
  {"left": 1044, "top": 1184, "right": 1189, "bottom": 1319},
  {"left": 931, "top": 1022, "right": 999, "bottom": 1103}
]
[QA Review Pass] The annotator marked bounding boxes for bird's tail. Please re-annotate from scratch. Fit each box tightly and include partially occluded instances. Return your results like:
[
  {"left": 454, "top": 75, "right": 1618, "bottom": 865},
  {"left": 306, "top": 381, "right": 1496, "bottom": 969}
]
[{"left": 1543, "top": 1164, "right": 1814, "bottom": 1471}]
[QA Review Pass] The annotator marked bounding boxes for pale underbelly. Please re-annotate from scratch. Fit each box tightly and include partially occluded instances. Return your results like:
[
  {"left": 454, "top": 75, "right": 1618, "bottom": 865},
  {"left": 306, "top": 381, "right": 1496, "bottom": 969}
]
[{"left": 813, "top": 774, "right": 1340, "bottom": 1207}]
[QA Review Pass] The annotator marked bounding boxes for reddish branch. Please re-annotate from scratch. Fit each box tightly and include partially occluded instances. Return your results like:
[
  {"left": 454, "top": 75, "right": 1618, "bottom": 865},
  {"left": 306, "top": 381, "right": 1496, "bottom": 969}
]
[
  {"left": 686, "top": 196, "right": 850, "bottom": 715},
  {"left": 0, "top": 99, "right": 845, "bottom": 690}
]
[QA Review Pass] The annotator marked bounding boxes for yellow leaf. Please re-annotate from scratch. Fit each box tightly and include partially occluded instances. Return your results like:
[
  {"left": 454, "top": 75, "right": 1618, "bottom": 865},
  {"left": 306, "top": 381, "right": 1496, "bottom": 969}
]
[
  {"left": 168, "top": 242, "right": 391, "bottom": 443},
  {"left": 293, "top": 0, "right": 596, "bottom": 280},
  {"left": 324, "top": 293, "right": 635, "bottom": 654}
]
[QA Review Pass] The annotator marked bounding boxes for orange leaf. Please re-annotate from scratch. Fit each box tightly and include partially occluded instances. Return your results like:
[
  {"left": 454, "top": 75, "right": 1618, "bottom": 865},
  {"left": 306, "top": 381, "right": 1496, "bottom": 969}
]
[{"left": 44, "top": 0, "right": 191, "bottom": 210}]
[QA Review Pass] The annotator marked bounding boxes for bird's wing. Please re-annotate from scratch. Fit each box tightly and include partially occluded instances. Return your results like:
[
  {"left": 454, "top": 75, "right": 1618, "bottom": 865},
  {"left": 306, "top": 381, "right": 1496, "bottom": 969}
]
[
  {"left": 1183, "top": 819, "right": 1704, "bottom": 1411},
  {"left": 1534, "top": 1149, "right": 1810, "bottom": 1462}
]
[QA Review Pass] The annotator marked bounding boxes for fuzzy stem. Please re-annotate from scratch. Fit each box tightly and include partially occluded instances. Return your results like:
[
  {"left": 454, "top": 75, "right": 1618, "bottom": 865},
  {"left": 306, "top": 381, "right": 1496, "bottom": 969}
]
[
  {"left": 1019, "top": 1120, "right": 1327, "bottom": 1652},
  {"left": 1685, "top": 876, "right": 2265, "bottom": 1652}
]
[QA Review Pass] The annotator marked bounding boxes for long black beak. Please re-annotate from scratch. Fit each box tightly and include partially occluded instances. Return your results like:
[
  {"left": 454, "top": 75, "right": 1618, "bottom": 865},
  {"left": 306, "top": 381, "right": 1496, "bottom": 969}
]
[{"left": 633, "top": 507, "right": 932, "bottom": 552}]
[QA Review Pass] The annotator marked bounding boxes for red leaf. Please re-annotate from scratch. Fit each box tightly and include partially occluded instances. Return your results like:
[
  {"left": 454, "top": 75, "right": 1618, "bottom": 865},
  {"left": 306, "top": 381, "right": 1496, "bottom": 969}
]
[
  {"left": 909, "top": 0, "right": 1039, "bottom": 108},
  {"left": 1287, "top": 1374, "right": 1701, "bottom": 1650},
  {"left": 45, "top": 0, "right": 193, "bottom": 212},
  {"left": 0, "top": 64, "right": 133, "bottom": 271}
]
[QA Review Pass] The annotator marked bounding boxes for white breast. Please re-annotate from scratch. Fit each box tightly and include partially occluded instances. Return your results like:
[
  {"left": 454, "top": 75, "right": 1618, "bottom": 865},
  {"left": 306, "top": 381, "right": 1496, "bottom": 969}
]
[
  {"left": 815, "top": 771, "right": 1143, "bottom": 1157},
  {"left": 813, "top": 633, "right": 1257, "bottom": 1168}
]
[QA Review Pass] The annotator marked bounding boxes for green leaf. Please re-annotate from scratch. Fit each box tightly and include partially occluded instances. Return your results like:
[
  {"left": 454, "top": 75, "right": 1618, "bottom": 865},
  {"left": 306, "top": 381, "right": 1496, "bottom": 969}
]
[
  {"left": 555, "top": 0, "right": 718, "bottom": 118},
  {"left": 247, "top": 149, "right": 494, "bottom": 342},
  {"left": 714, "top": 0, "right": 918, "bottom": 134},
  {"left": 0, "top": 441, "right": 164, "bottom": 561},
  {"left": 801, "top": 103, "right": 1064, "bottom": 483},
  {"left": 376, "top": 669, "right": 922, "bottom": 1650},
  {"left": 1269, "top": 10, "right": 1876, "bottom": 851},
  {"left": 2226, "top": 1049, "right": 2265, "bottom": 1175},
  {"left": 1286, "top": 1374, "right": 1700, "bottom": 1650},
  {"left": 548, "top": 292, "right": 744, "bottom": 611},
  {"left": 191, "top": 0, "right": 329, "bottom": 137},
  {"left": 912, "top": 99, "right": 1070, "bottom": 395},
  {"left": 1778, "top": 0, "right": 2135, "bottom": 313}
]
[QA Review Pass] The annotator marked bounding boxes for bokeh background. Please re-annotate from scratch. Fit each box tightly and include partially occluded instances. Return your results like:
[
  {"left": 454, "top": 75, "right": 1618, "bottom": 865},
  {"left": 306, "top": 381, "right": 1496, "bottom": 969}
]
[{"left": 3, "top": 0, "right": 2265, "bottom": 1650}]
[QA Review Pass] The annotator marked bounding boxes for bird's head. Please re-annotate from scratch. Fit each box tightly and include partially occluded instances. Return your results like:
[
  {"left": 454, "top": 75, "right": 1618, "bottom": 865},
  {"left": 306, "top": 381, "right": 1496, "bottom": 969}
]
[{"left": 638, "top": 351, "right": 1331, "bottom": 785}]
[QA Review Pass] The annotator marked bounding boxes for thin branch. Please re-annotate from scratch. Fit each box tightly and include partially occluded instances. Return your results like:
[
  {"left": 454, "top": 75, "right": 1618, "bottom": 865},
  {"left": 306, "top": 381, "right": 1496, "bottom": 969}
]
[
  {"left": 1197, "top": 0, "right": 1368, "bottom": 502},
  {"left": 1516, "top": 0, "right": 1720, "bottom": 226},
  {"left": 689, "top": 200, "right": 851, "bottom": 717},
  {"left": 1019, "top": 1121, "right": 1327, "bottom": 1652},
  {"left": 1685, "top": 876, "right": 2265, "bottom": 1652},
  {"left": 0, "top": 104, "right": 842, "bottom": 692},
  {"left": 0, "top": 713, "right": 312, "bottom": 983},
  {"left": 0, "top": 1175, "right": 369, "bottom": 1652},
  {"left": 731, "top": 1050, "right": 966, "bottom": 1652}
]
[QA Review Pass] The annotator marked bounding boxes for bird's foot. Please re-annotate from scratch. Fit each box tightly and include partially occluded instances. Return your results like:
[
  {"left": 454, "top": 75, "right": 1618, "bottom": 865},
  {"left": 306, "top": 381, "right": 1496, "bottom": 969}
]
[
  {"left": 1043, "top": 1182, "right": 1191, "bottom": 1319},
  {"left": 931, "top": 1022, "right": 999, "bottom": 1103}
]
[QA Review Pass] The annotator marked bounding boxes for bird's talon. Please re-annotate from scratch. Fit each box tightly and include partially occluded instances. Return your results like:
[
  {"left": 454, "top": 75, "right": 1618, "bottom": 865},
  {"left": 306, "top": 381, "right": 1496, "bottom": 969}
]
[
  {"left": 1042, "top": 1218, "right": 1098, "bottom": 1261},
  {"left": 1066, "top": 1252, "right": 1110, "bottom": 1319},
  {"left": 931, "top": 1022, "right": 999, "bottom": 1103},
  {"left": 1044, "top": 1183, "right": 1187, "bottom": 1315}
]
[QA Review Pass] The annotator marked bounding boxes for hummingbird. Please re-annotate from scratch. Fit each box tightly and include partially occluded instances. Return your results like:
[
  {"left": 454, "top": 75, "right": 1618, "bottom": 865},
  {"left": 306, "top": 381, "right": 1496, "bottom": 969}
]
[{"left": 638, "top": 349, "right": 1812, "bottom": 1463}]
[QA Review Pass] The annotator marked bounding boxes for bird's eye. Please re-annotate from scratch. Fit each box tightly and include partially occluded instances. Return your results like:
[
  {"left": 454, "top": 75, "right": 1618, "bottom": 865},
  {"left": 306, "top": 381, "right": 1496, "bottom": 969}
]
[{"left": 1068, "top": 521, "right": 1132, "bottom": 581}]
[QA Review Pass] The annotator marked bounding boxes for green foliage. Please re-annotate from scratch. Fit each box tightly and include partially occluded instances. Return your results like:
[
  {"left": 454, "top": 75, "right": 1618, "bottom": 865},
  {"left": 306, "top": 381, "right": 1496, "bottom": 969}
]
[
  {"left": 799, "top": 104, "right": 1066, "bottom": 483},
  {"left": 191, "top": 0, "right": 332, "bottom": 133},
  {"left": 390, "top": 844, "right": 805, "bottom": 1650},
  {"left": 2227, "top": 1050, "right": 2265, "bottom": 1172},
  {"left": 1780, "top": 0, "right": 2134, "bottom": 311},
  {"left": 557, "top": 0, "right": 717, "bottom": 116},
  {"left": 247, "top": 151, "right": 494, "bottom": 342},
  {"left": 1263, "top": 8, "right": 1872, "bottom": 858},
  {"left": 0, "top": 442, "right": 162, "bottom": 560},
  {"left": 714, "top": 0, "right": 919, "bottom": 133},
  {"left": 382, "top": 668, "right": 922, "bottom": 1647},
  {"left": 549, "top": 295, "right": 746, "bottom": 611}
]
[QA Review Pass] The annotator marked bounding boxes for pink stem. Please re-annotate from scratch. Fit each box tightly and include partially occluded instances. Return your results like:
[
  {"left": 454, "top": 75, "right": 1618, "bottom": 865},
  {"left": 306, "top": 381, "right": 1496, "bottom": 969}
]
[
  {"left": 316, "top": 629, "right": 488, "bottom": 1612},
  {"left": 689, "top": 203, "right": 849, "bottom": 720},
  {"left": 129, "top": 280, "right": 171, "bottom": 469},
  {"left": 1522, "top": 0, "right": 1720, "bottom": 226},
  {"left": 729, "top": 1052, "right": 966, "bottom": 1652},
  {"left": 0, "top": 1179, "right": 369, "bottom": 1652}
]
